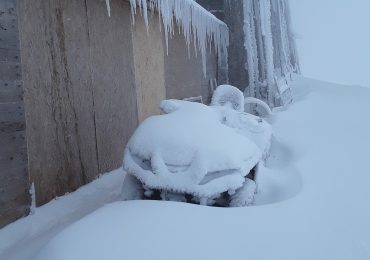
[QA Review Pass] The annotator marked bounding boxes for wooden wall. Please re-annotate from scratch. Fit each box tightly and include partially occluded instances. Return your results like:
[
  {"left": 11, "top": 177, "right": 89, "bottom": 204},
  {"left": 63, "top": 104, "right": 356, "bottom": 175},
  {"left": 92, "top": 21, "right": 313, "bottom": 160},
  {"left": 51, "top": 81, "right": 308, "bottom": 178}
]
[
  {"left": 0, "top": 0, "right": 30, "bottom": 228},
  {"left": 17, "top": 0, "right": 138, "bottom": 208}
]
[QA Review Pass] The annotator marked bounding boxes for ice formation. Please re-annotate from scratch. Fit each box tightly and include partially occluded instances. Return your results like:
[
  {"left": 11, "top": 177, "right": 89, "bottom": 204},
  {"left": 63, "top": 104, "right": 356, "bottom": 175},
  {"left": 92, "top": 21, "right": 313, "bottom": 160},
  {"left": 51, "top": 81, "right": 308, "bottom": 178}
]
[
  {"left": 105, "top": 0, "right": 111, "bottom": 17},
  {"left": 243, "top": 0, "right": 297, "bottom": 107},
  {"left": 243, "top": 0, "right": 259, "bottom": 98},
  {"left": 259, "top": 0, "right": 275, "bottom": 107},
  {"left": 129, "top": 0, "right": 229, "bottom": 76}
]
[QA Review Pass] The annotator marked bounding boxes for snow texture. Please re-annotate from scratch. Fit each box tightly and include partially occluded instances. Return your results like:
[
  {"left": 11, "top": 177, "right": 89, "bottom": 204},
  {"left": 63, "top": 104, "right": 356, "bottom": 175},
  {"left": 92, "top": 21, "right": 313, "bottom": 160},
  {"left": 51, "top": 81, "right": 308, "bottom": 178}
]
[
  {"left": 124, "top": 100, "right": 261, "bottom": 200},
  {"left": 0, "top": 170, "right": 125, "bottom": 260},
  {"left": 129, "top": 0, "right": 229, "bottom": 76},
  {"left": 3, "top": 76, "right": 370, "bottom": 260},
  {"left": 211, "top": 84, "right": 245, "bottom": 112}
]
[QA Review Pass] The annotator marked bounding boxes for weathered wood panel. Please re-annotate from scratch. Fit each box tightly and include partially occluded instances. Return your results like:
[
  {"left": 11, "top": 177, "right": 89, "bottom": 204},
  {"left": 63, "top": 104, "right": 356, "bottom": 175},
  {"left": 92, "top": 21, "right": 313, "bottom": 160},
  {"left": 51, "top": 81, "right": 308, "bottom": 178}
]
[
  {"left": 17, "top": 0, "right": 138, "bottom": 206},
  {"left": 164, "top": 23, "right": 217, "bottom": 104},
  {"left": 85, "top": 0, "right": 138, "bottom": 173},
  {"left": 0, "top": 0, "right": 30, "bottom": 228},
  {"left": 132, "top": 12, "right": 166, "bottom": 122},
  {"left": 18, "top": 0, "right": 97, "bottom": 206},
  {"left": 0, "top": 80, "right": 23, "bottom": 103}
]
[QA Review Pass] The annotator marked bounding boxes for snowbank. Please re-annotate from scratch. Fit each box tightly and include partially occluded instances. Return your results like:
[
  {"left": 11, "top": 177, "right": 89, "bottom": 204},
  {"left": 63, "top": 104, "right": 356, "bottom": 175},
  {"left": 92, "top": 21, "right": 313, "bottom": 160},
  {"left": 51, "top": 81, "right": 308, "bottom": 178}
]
[
  {"left": 34, "top": 76, "right": 370, "bottom": 260},
  {"left": 3, "top": 76, "right": 370, "bottom": 260},
  {"left": 0, "top": 170, "right": 124, "bottom": 260}
]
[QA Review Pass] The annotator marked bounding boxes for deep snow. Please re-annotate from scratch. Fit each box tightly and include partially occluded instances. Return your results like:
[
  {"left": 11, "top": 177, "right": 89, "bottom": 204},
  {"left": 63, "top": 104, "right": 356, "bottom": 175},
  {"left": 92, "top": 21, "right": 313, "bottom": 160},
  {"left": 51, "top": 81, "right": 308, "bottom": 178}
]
[{"left": 1, "top": 75, "right": 370, "bottom": 260}]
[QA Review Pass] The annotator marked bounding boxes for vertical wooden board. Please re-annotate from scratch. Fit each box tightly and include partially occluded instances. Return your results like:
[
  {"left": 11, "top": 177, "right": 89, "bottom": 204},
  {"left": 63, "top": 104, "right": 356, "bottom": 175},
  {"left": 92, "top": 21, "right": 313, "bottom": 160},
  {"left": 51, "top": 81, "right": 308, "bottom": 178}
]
[
  {"left": 0, "top": 0, "right": 30, "bottom": 228},
  {"left": 132, "top": 12, "right": 166, "bottom": 122},
  {"left": 86, "top": 0, "right": 138, "bottom": 173},
  {"left": 0, "top": 0, "right": 19, "bottom": 51},
  {"left": 164, "top": 25, "right": 204, "bottom": 100},
  {"left": 55, "top": 0, "right": 99, "bottom": 182},
  {"left": 17, "top": 0, "right": 97, "bottom": 205},
  {"left": 0, "top": 80, "right": 23, "bottom": 103},
  {"left": 223, "top": 0, "right": 249, "bottom": 91},
  {"left": 164, "top": 22, "right": 216, "bottom": 104}
]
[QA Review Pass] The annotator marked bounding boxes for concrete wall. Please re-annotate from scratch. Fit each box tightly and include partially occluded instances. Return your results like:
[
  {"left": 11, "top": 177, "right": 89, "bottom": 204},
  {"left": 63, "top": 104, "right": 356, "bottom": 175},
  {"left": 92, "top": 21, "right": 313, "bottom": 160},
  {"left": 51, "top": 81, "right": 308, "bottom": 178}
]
[{"left": 0, "top": 0, "right": 30, "bottom": 228}]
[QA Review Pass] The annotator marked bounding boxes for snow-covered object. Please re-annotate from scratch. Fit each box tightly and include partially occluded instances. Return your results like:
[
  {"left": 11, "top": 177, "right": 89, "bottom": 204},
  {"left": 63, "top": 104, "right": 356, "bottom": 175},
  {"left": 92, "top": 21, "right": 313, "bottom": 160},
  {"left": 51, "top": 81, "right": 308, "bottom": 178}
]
[
  {"left": 211, "top": 85, "right": 245, "bottom": 112},
  {"left": 129, "top": 0, "right": 229, "bottom": 76},
  {"left": 244, "top": 96, "right": 273, "bottom": 117},
  {"left": 123, "top": 100, "right": 261, "bottom": 201},
  {"left": 230, "top": 178, "right": 257, "bottom": 207},
  {"left": 210, "top": 85, "right": 272, "bottom": 159},
  {"left": 213, "top": 106, "right": 272, "bottom": 160}
]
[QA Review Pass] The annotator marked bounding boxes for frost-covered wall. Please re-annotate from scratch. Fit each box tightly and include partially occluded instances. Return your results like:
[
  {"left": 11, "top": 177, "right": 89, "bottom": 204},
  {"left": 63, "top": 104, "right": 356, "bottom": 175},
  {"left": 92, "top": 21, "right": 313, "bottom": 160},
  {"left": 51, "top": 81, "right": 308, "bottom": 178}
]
[{"left": 198, "top": 0, "right": 300, "bottom": 107}]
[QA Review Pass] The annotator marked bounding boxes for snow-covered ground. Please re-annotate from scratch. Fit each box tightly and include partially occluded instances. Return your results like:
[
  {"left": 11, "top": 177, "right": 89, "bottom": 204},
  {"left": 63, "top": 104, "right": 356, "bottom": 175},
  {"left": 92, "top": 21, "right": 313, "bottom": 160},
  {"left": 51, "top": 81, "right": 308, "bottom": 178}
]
[{"left": 1, "top": 75, "right": 370, "bottom": 259}]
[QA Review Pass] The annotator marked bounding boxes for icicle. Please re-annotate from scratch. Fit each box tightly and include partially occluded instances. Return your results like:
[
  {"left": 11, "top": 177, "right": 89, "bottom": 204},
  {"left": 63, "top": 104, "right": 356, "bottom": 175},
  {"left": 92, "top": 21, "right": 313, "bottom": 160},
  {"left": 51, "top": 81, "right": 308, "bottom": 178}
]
[
  {"left": 259, "top": 0, "right": 275, "bottom": 107},
  {"left": 29, "top": 182, "right": 36, "bottom": 215},
  {"left": 243, "top": 0, "right": 259, "bottom": 97},
  {"left": 105, "top": 0, "right": 111, "bottom": 17},
  {"left": 129, "top": 0, "right": 229, "bottom": 77}
]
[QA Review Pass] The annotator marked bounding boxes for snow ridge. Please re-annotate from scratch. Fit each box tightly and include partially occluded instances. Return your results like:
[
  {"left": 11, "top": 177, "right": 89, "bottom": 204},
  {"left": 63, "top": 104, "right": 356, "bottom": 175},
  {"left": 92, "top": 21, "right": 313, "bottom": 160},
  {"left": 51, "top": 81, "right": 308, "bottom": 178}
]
[{"left": 129, "top": 0, "right": 229, "bottom": 76}]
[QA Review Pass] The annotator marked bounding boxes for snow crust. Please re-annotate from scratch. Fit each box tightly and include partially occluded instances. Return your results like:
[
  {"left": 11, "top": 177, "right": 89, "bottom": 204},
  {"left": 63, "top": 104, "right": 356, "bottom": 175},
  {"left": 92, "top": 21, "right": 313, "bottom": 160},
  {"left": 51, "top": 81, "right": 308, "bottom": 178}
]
[
  {"left": 129, "top": 0, "right": 229, "bottom": 76},
  {"left": 124, "top": 100, "right": 261, "bottom": 199}
]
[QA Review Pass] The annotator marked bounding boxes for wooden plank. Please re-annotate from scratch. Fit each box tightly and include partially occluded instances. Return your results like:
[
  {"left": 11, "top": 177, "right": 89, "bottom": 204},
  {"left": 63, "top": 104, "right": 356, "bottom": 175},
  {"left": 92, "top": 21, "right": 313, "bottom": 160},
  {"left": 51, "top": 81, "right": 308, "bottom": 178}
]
[
  {"left": 0, "top": 131, "right": 27, "bottom": 170},
  {"left": 0, "top": 61, "right": 21, "bottom": 80},
  {"left": 0, "top": 0, "right": 19, "bottom": 51},
  {"left": 0, "top": 80, "right": 23, "bottom": 102},
  {"left": 0, "top": 48, "right": 20, "bottom": 62},
  {"left": 0, "top": 102, "right": 24, "bottom": 125}
]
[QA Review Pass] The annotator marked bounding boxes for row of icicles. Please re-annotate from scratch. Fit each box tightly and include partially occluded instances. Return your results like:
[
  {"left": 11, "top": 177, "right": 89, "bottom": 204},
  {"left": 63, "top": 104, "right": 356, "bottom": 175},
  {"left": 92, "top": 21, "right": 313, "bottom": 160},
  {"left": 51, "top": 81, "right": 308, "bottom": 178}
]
[{"left": 105, "top": 0, "right": 229, "bottom": 76}]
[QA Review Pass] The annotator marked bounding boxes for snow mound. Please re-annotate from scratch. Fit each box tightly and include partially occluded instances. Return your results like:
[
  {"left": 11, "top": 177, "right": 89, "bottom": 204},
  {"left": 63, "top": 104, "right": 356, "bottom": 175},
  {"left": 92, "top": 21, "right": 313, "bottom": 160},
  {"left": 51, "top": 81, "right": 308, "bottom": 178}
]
[{"left": 124, "top": 100, "right": 261, "bottom": 200}]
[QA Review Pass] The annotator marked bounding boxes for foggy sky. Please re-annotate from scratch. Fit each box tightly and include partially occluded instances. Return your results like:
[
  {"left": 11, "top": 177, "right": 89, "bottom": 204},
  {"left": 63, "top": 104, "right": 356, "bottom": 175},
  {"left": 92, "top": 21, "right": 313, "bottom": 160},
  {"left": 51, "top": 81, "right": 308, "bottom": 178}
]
[{"left": 290, "top": 0, "right": 370, "bottom": 87}]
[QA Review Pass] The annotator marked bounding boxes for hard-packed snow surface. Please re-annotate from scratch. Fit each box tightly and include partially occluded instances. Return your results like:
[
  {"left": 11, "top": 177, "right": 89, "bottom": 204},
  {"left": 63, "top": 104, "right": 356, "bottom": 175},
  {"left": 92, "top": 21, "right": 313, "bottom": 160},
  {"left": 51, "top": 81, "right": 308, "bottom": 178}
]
[
  {"left": 124, "top": 100, "right": 261, "bottom": 200},
  {"left": 128, "top": 0, "right": 229, "bottom": 76},
  {"left": 2, "top": 76, "right": 370, "bottom": 260}
]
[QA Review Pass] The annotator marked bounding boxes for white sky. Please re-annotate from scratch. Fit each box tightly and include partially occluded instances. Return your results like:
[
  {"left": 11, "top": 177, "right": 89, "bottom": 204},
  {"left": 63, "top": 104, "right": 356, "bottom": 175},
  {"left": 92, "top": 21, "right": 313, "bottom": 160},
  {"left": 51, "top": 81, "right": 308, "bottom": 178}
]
[{"left": 290, "top": 0, "right": 370, "bottom": 87}]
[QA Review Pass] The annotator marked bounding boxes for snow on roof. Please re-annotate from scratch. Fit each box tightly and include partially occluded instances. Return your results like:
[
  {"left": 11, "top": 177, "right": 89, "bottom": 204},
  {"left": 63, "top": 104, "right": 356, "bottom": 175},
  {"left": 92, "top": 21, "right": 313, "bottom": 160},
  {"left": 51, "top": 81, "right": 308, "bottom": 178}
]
[{"left": 126, "top": 0, "right": 229, "bottom": 76}]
